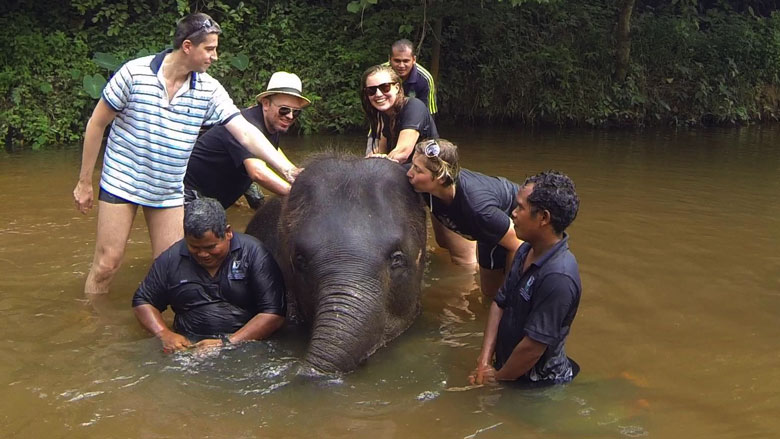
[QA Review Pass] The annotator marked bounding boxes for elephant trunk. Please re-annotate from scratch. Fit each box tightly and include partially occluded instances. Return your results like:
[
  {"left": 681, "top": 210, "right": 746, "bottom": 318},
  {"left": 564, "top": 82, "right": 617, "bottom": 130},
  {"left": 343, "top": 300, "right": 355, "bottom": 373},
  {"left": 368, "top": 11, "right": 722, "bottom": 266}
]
[{"left": 303, "top": 277, "right": 386, "bottom": 373}]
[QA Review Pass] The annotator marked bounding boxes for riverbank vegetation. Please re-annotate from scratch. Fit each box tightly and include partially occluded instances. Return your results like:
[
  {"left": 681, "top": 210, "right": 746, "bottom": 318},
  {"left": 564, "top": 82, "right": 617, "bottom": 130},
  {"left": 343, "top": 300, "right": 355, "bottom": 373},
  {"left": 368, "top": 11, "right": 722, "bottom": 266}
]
[{"left": 3, "top": 0, "right": 780, "bottom": 149}]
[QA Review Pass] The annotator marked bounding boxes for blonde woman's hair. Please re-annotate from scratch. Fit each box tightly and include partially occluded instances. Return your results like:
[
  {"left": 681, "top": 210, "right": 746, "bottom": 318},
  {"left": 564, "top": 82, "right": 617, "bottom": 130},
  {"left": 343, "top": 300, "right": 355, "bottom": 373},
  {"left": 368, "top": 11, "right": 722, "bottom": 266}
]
[{"left": 413, "top": 138, "right": 460, "bottom": 187}]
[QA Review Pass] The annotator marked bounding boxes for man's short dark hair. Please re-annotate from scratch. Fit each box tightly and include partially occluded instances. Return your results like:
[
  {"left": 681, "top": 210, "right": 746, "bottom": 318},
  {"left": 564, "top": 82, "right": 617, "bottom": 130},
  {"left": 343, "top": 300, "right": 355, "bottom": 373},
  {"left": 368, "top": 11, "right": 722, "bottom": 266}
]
[
  {"left": 173, "top": 12, "right": 221, "bottom": 49},
  {"left": 390, "top": 39, "right": 415, "bottom": 57},
  {"left": 184, "top": 197, "right": 228, "bottom": 238},
  {"left": 524, "top": 171, "right": 580, "bottom": 234}
]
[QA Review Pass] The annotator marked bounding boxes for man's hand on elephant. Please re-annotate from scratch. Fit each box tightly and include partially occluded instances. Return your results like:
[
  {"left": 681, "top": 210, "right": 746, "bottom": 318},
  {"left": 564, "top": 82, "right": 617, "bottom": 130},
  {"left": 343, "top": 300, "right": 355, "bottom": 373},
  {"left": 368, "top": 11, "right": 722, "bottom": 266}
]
[
  {"left": 73, "top": 180, "right": 94, "bottom": 214},
  {"left": 158, "top": 329, "right": 191, "bottom": 353},
  {"left": 282, "top": 167, "right": 302, "bottom": 184}
]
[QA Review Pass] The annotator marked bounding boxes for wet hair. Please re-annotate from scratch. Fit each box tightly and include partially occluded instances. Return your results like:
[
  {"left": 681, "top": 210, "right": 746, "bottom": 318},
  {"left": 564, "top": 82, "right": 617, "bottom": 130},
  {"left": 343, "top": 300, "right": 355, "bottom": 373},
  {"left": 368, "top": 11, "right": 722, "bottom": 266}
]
[
  {"left": 523, "top": 171, "right": 580, "bottom": 234},
  {"left": 360, "top": 65, "right": 406, "bottom": 153},
  {"left": 413, "top": 138, "right": 460, "bottom": 187},
  {"left": 173, "top": 12, "right": 222, "bottom": 49},
  {"left": 184, "top": 197, "right": 228, "bottom": 239},
  {"left": 390, "top": 39, "right": 415, "bottom": 57}
]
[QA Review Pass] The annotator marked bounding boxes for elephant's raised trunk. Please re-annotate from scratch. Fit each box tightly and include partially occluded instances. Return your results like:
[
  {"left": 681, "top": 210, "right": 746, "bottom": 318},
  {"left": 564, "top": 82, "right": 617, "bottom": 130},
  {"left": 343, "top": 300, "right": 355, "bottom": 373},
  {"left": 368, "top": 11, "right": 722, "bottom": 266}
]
[{"left": 303, "top": 277, "right": 386, "bottom": 373}]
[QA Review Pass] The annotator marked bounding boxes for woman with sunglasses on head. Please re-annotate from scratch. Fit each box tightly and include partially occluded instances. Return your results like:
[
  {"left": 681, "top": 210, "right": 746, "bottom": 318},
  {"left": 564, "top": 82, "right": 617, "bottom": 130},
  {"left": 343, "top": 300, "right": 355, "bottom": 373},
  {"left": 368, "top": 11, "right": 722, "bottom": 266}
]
[
  {"left": 407, "top": 139, "right": 524, "bottom": 298},
  {"left": 360, "top": 65, "right": 438, "bottom": 164}
]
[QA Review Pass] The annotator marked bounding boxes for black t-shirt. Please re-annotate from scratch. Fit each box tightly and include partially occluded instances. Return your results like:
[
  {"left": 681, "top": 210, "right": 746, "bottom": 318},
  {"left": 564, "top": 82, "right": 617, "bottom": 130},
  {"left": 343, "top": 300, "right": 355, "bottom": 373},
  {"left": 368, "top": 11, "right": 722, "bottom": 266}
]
[
  {"left": 132, "top": 232, "right": 286, "bottom": 339},
  {"left": 184, "top": 106, "right": 280, "bottom": 208},
  {"left": 425, "top": 169, "right": 519, "bottom": 245},
  {"left": 494, "top": 234, "right": 582, "bottom": 384},
  {"left": 381, "top": 97, "right": 438, "bottom": 164}
]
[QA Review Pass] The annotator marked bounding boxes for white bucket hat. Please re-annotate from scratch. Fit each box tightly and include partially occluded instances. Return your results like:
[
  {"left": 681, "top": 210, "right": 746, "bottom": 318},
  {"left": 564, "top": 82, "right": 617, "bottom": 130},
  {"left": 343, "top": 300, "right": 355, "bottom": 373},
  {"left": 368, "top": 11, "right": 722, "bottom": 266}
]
[{"left": 256, "top": 71, "right": 311, "bottom": 106}]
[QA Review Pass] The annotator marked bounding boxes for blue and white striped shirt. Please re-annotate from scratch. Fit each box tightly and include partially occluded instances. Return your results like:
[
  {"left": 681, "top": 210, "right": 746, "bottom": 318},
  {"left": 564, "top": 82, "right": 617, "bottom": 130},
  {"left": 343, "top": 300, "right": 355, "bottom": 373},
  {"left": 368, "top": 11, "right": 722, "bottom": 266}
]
[{"left": 100, "top": 50, "right": 239, "bottom": 207}]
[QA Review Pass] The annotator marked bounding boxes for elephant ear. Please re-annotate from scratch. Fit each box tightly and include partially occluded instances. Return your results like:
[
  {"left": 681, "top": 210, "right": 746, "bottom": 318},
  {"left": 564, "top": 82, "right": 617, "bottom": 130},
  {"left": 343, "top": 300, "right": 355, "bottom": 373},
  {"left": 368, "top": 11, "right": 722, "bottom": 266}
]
[{"left": 245, "top": 195, "right": 284, "bottom": 255}]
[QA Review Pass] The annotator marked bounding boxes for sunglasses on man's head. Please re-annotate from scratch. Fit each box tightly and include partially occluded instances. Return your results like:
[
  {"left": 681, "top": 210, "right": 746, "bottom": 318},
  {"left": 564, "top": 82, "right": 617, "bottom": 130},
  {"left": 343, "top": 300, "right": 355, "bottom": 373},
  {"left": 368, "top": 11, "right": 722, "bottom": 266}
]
[
  {"left": 364, "top": 82, "right": 396, "bottom": 96},
  {"left": 277, "top": 106, "right": 302, "bottom": 118},
  {"left": 185, "top": 18, "right": 219, "bottom": 41}
]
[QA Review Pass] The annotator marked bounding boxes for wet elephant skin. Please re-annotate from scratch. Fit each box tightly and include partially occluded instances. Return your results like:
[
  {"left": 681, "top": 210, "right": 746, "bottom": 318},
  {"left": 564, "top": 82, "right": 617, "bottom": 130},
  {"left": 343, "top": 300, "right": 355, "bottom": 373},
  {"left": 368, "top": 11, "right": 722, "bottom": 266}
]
[{"left": 246, "top": 154, "right": 427, "bottom": 373}]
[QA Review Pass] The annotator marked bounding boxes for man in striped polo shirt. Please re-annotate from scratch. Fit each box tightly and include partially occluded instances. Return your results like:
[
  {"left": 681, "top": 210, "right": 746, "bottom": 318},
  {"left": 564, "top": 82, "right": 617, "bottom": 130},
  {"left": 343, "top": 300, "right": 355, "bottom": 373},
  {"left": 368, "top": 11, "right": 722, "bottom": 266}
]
[{"left": 72, "top": 12, "right": 299, "bottom": 295}]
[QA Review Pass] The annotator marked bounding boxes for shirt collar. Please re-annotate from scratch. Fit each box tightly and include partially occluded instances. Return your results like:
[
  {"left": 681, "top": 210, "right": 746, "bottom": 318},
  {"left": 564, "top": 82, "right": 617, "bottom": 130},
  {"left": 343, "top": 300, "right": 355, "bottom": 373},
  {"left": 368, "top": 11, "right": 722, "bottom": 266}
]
[
  {"left": 150, "top": 48, "right": 198, "bottom": 89},
  {"left": 530, "top": 232, "right": 570, "bottom": 268},
  {"left": 177, "top": 233, "right": 242, "bottom": 258},
  {"left": 405, "top": 64, "right": 420, "bottom": 84}
]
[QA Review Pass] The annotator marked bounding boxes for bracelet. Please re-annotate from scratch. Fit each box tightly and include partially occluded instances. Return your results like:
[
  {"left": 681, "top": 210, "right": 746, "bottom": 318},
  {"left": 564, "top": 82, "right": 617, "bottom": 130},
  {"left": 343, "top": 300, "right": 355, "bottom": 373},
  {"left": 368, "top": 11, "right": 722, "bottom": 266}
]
[{"left": 219, "top": 334, "right": 232, "bottom": 346}]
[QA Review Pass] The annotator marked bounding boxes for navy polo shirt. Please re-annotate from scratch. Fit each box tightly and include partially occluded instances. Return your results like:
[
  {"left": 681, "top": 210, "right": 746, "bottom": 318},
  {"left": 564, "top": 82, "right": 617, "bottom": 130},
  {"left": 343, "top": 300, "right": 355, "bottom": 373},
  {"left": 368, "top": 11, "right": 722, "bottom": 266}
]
[
  {"left": 494, "top": 233, "right": 582, "bottom": 384},
  {"left": 132, "top": 232, "right": 286, "bottom": 340},
  {"left": 184, "top": 106, "right": 280, "bottom": 208}
]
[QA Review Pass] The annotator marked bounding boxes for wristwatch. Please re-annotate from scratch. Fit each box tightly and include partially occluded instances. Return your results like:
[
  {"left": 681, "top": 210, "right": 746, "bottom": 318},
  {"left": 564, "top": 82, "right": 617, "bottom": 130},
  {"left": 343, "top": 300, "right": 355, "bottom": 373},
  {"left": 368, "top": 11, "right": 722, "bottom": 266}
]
[{"left": 219, "top": 334, "right": 232, "bottom": 346}]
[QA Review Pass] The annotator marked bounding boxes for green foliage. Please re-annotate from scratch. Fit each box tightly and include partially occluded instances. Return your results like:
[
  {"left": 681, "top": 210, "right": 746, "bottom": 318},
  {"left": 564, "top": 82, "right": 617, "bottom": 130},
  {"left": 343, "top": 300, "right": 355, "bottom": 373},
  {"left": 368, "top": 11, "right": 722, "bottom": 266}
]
[
  {"left": 82, "top": 74, "right": 107, "bottom": 99},
  {"left": 5, "top": 0, "right": 780, "bottom": 149}
]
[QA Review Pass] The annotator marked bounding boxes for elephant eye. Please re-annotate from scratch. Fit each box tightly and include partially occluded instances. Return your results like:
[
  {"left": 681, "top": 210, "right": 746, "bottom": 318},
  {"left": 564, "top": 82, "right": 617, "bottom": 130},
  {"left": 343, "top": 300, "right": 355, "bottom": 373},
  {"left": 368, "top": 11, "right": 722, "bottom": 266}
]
[
  {"left": 294, "top": 253, "right": 308, "bottom": 271},
  {"left": 390, "top": 251, "right": 407, "bottom": 269}
]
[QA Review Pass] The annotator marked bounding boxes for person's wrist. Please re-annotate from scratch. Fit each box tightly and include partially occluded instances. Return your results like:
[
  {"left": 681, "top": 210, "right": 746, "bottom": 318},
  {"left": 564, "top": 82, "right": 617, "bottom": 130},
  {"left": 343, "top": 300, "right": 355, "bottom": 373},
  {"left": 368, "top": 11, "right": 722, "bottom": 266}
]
[{"left": 219, "top": 334, "right": 232, "bottom": 346}]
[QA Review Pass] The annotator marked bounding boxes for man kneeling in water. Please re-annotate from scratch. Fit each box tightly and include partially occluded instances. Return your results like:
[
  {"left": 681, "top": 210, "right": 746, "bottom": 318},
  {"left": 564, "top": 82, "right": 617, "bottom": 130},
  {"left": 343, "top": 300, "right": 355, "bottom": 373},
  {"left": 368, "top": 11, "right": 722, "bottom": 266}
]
[{"left": 132, "top": 198, "right": 285, "bottom": 352}]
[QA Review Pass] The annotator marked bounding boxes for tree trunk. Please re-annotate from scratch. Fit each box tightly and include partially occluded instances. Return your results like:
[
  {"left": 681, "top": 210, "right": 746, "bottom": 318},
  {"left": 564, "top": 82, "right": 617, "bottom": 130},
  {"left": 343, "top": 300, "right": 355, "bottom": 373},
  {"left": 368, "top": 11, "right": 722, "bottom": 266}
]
[
  {"left": 430, "top": 17, "right": 442, "bottom": 82},
  {"left": 614, "top": 0, "right": 635, "bottom": 82}
]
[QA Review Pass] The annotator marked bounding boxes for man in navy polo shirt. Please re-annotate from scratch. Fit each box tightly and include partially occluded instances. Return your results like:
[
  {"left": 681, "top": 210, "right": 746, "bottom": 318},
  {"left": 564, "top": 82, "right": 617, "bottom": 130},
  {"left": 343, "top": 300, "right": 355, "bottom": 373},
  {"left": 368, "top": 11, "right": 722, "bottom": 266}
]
[
  {"left": 470, "top": 171, "right": 582, "bottom": 387},
  {"left": 132, "top": 198, "right": 285, "bottom": 352},
  {"left": 184, "top": 71, "right": 311, "bottom": 209},
  {"left": 386, "top": 39, "right": 437, "bottom": 115},
  {"left": 73, "top": 13, "right": 300, "bottom": 296}
]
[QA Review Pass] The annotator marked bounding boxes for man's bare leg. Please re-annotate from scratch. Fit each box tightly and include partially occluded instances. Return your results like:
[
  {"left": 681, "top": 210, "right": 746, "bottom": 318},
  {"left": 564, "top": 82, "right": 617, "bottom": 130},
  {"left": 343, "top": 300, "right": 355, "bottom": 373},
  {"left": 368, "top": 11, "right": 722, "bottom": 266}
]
[
  {"left": 478, "top": 267, "right": 507, "bottom": 300},
  {"left": 84, "top": 201, "right": 138, "bottom": 295},
  {"left": 144, "top": 205, "right": 184, "bottom": 259},
  {"left": 431, "top": 216, "right": 477, "bottom": 266}
]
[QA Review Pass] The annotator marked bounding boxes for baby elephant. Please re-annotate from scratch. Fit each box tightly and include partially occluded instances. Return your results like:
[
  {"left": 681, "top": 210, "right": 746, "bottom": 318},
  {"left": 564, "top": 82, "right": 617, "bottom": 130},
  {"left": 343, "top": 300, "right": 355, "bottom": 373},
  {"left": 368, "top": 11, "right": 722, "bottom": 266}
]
[{"left": 246, "top": 153, "right": 427, "bottom": 373}]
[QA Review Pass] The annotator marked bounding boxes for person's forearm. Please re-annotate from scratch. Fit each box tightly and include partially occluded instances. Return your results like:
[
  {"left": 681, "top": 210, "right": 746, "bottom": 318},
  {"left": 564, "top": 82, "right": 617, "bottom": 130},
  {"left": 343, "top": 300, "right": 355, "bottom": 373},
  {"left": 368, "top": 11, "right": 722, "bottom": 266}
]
[
  {"left": 228, "top": 313, "right": 284, "bottom": 343},
  {"left": 78, "top": 102, "right": 114, "bottom": 182},
  {"left": 477, "top": 302, "right": 503, "bottom": 366},
  {"left": 387, "top": 129, "right": 420, "bottom": 162},
  {"left": 227, "top": 118, "right": 296, "bottom": 180},
  {"left": 494, "top": 337, "right": 546, "bottom": 381},
  {"left": 133, "top": 304, "right": 170, "bottom": 336},
  {"left": 247, "top": 160, "right": 291, "bottom": 196}
]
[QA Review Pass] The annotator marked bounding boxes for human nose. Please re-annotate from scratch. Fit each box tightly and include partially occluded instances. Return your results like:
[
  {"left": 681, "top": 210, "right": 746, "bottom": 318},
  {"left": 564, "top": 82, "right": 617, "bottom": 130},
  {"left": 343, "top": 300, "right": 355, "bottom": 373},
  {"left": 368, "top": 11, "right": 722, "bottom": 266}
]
[{"left": 212, "top": 49, "right": 218, "bottom": 61}]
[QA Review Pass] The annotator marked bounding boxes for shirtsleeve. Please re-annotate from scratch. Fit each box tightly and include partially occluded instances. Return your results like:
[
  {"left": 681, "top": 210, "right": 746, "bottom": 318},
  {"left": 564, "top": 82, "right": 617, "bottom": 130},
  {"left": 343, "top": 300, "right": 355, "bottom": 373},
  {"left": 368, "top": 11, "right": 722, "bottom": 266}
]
[
  {"left": 202, "top": 81, "right": 240, "bottom": 127},
  {"left": 101, "top": 64, "right": 133, "bottom": 112},
  {"left": 132, "top": 253, "right": 172, "bottom": 312},
  {"left": 473, "top": 205, "right": 512, "bottom": 246},
  {"left": 247, "top": 245, "right": 287, "bottom": 316},
  {"left": 523, "top": 273, "right": 579, "bottom": 346},
  {"left": 398, "top": 98, "right": 430, "bottom": 132},
  {"left": 416, "top": 81, "right": 431, "bottom": 111}
]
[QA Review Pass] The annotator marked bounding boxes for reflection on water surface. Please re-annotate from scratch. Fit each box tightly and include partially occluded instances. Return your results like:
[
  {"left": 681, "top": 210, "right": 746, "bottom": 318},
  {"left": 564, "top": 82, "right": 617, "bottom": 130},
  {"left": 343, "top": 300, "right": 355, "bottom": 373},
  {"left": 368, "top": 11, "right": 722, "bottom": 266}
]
[{"left": 1, "top": 126, "right": 779, "bottom": 438}]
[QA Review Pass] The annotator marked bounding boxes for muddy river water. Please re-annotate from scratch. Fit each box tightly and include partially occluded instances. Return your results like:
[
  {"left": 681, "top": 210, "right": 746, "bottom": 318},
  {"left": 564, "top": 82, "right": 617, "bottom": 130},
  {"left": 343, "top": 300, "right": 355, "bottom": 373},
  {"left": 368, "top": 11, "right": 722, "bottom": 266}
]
[{"left": 1, "top": 126, "right": 778, "bottom": 438}]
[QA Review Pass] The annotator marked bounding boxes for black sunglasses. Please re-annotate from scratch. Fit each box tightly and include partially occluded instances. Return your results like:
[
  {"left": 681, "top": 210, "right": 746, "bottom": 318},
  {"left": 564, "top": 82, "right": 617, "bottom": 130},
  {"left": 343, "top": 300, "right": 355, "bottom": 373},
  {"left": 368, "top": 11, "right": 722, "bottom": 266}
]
[
  {"left": 364, "top": 82, "right": 396, "bottom": 96},
  {"left": 277, "top": 106, "right": 302, "bottom": 118}
]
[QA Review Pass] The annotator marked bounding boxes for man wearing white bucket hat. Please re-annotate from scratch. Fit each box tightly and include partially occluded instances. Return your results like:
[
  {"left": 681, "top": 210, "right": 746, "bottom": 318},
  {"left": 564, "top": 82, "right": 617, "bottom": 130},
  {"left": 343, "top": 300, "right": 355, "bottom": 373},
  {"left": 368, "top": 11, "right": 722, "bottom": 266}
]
[{"left": 185, "top": 71, "right": 311, "bottom": 208}]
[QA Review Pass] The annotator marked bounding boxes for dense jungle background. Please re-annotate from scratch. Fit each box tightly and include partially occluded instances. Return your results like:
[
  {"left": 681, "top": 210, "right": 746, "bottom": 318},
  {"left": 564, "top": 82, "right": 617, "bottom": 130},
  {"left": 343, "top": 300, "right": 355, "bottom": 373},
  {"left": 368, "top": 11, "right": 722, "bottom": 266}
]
[{"left": 4, "top": 0, "right": 780, "bottom": 149}]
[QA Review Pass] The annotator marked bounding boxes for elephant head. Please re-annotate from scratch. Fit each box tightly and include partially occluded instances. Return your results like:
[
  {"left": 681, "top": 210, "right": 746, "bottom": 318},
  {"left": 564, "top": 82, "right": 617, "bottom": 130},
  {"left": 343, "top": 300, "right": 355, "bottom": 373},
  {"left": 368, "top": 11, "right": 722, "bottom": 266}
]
[{"left": 246, "top": 154, "right": 427, "bottom": 373}]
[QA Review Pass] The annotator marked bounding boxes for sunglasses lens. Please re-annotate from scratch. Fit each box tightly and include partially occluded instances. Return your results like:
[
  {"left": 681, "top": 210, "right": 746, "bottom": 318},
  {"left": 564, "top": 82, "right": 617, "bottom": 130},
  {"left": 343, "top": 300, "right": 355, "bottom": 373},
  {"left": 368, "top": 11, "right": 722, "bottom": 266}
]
[
  {"left": 365, "top": 82, "right": 395, "bottom": 96},
  {"left": 424, "top": 141, "right": 440, "bottom": 157},
  {"left": 278, "top": 106, "right": 301, "bottom": 118}
]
